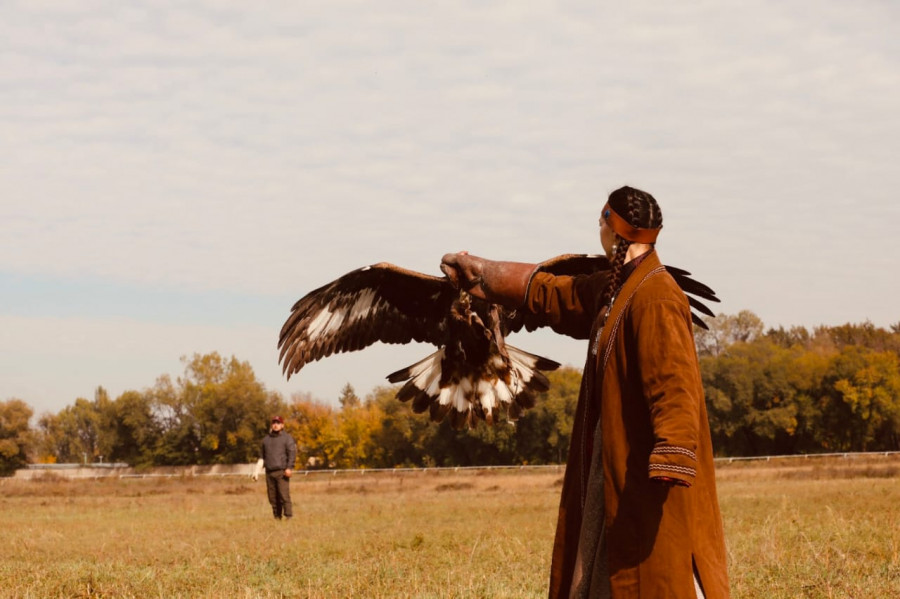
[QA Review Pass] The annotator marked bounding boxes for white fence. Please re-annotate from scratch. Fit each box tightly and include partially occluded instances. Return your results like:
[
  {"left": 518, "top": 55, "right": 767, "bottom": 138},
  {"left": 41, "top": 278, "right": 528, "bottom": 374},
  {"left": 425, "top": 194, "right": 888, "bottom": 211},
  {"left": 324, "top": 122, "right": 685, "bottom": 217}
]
[
  {"left": 11, "top": 451, "right": 900, "bottom": 480},
  {"left": 714, "top": 450, "right": 900, "bottom": 464}
]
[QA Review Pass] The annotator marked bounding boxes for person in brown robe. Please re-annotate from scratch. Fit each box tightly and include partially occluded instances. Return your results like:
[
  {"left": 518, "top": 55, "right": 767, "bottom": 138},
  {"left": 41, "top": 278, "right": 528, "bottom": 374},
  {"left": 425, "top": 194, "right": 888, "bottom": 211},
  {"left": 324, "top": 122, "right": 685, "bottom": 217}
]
[{"left": 442, "top": 186, "right": 729, "bottom": 598}]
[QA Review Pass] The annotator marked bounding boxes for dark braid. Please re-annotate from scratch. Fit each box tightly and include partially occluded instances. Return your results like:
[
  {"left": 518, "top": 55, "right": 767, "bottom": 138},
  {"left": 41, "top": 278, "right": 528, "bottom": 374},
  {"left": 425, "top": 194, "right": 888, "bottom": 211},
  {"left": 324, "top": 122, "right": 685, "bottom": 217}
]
[
  {"left": 600, "top": 186, "right": 663, "bottom": 311},
  {"left": 602, "top": 236, "right": 631, "bottom": 309}
]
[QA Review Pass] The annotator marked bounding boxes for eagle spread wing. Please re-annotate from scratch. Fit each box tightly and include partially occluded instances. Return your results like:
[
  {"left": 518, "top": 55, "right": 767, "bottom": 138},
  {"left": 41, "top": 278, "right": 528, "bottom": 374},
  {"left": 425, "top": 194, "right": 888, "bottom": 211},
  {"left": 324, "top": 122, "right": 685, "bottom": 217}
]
[
  {"left": 278, "top": 262, "right": 454, "bottom": 372},
  {"left": 278, "top": 262, "right": 559, "bottom": 429},
  {"left": 278, "top": 256, "right": 719, "bottom": 429}
]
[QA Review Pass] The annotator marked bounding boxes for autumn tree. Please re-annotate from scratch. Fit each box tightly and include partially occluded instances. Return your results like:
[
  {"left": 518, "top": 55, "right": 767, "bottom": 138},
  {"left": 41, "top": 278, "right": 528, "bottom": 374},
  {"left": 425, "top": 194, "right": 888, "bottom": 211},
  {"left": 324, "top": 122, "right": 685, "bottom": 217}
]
[
  {"left": 151, "top": 372, "right": 200, "bottom": 465},
  {"left": 696, "top": 310, "right": 764, "bottom": 357},
  {"left": 818, "top": 321, "right": 900, "bottom": 354},
  {"left": 334, "top": 398, "right": 381, "bottom": 468},
  {"left": 765, "top": 325, "right": 811, "bottom": 349},
  {"left": 35, "top": 412, "right": 67, "bottom": 463},
  {"left": 106, "top": 390, "right": 161, "bottom": 467},
  {"left": 41, "top": 397, "right": 105, "bottom": 463},
  {"left": 338, "top": 383, "right": 360, "bottom": 409},
  {"left": 418, "top": 417, "right": 517, "bottom": 467},
  {"left": 514, "top": 367, "right": 582, "bottom": 464},
  {"left": 365, "top": 385, "right": 433, "bottom": 468},
  {"left": 701, "top": 333, "right": 829, "bottom": 455},
  {"left": 701, "top": 316, "right": 900, "bottom": 455},
  {"left": 0, "top": 399, "right": 34, "bottom": 475},
  {"left": 287, "top": 393, "right": 341, "bottom": 468},
  {"left": 92, "top": 387, "right": 120, "bottom": 462},
  {"left": 818, "top": 347, "right": 900, "bottom": 451},
  {"left": 34, "top": 387, "right": 147, "bottom": 464},
  {"left": 151, "top": 353, "right": 285, "bottom": 465},
  {"left": 186, "top": 353, "right": 284, "bottom": 463}
]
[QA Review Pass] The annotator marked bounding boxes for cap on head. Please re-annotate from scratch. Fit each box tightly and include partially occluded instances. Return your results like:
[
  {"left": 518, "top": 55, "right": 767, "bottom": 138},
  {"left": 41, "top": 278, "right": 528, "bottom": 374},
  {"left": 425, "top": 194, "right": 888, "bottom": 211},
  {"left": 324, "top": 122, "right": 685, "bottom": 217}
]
[{"left": 271, "top": 416, "right": 284, "bottom": 424}]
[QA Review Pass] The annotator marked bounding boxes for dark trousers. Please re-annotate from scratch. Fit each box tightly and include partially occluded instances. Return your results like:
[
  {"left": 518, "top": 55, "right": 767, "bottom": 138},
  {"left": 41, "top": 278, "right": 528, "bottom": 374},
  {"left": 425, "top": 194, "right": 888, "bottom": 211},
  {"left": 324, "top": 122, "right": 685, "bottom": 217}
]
[{"left": 265, "top": 470, "right": 293, "bottom": 519}]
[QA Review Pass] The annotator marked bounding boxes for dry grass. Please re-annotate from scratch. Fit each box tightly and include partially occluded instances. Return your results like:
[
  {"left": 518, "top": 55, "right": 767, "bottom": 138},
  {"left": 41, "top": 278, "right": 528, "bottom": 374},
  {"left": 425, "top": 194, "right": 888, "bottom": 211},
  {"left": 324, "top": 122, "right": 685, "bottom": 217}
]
[{"left": 1, "top": 458, "right": 898, "bottom": 598}]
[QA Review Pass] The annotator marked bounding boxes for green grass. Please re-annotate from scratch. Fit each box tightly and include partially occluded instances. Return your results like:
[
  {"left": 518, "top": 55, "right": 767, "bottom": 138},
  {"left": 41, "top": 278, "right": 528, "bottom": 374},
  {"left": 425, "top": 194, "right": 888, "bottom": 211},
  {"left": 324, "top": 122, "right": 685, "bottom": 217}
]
[{"left": 1, "top": 458, "right": 899, "bottom": 598}]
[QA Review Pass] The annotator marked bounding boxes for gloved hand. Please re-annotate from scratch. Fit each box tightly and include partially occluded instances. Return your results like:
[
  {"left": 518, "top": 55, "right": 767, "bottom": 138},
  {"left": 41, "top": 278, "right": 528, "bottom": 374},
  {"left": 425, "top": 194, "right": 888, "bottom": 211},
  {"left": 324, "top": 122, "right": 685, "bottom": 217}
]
[
  {"left": 251, "top": 458, "right": 264, "bottom": 481},
  {"left": 441, "top": 252, "right": 536, "bottom": 307},
  {"left": 441, "top": 252, "right": 484, "bottom": 294}
]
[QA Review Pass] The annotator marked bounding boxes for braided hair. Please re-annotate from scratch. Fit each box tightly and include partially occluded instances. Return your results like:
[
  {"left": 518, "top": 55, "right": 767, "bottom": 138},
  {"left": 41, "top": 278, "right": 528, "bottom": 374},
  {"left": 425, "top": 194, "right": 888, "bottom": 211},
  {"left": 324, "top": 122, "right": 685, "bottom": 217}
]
[{"left": 600, "top": 186, "right": 663, "bottom": 310}]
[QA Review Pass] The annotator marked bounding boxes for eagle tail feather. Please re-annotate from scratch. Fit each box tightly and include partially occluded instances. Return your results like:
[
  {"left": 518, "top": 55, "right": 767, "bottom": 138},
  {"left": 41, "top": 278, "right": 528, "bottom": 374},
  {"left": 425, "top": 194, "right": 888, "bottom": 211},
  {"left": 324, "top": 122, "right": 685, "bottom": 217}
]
[
  {"left": 389, "top": 349, "right": 446, "bottom": 413},
  {"left": 430, "top": 397, "right": 451, "bottom": 423},
  {"left": 506, "top": 345, "right": 559, "bottom": 385},
  {"left": 385, "top": 343, "right": 558, "bottom": 428},
  {"left": 387, "top": 348, "right": 445, "bottom": 385},
  {"left": 503, "top": 344, "right": 559, "bottom": 420}
]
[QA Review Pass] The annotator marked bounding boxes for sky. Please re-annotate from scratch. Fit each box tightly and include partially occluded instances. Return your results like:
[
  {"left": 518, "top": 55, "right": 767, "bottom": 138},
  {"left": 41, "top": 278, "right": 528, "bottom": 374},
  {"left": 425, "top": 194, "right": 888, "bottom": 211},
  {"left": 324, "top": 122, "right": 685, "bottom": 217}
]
[{"left": 2, "top": 1, "right": 899, "bottom": 417}]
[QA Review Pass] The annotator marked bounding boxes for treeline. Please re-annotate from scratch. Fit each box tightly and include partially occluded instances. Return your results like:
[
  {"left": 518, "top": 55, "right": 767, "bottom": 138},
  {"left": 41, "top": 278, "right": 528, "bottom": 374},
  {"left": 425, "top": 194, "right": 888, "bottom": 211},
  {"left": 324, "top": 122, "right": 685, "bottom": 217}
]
[
  {"left": 0, "top": 353, "right": 284, "bottom": 475},
  {"left": 697, "top": 312, "right": 900, "bottom": 455},
  {"left": 2, "top": 313, "right": 900, "bottom": 475},
  {"left": 0, "top": 352, "right": 581, "bottom": 475},
  {"left": 289, "top": 369, "right": 581, "bottom": 470}
]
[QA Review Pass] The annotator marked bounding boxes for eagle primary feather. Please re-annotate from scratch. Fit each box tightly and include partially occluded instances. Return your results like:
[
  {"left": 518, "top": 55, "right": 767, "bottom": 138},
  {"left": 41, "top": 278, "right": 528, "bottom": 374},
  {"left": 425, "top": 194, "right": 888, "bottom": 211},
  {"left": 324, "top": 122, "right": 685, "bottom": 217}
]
[{"left": 278, "top": 256, "right": 719, "bottom": 429}]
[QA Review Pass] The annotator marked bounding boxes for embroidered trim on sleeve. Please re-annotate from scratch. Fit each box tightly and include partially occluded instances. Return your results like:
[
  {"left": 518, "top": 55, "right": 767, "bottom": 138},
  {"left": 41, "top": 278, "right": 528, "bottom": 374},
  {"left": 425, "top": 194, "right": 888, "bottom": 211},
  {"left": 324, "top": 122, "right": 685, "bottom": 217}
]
[
  {"left": 651, "top": 446, "right": 697, "bottom": 461},
  {"left": 649, "top": 463, "right": 697, "bottom": 478}
]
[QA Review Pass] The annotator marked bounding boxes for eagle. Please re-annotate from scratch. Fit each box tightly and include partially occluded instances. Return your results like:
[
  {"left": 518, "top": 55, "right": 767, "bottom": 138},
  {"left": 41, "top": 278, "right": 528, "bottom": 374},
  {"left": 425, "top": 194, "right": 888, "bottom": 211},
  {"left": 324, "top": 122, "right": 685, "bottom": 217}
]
[{"left": 278, "top": 254, "right": 718, "bottom": 429}]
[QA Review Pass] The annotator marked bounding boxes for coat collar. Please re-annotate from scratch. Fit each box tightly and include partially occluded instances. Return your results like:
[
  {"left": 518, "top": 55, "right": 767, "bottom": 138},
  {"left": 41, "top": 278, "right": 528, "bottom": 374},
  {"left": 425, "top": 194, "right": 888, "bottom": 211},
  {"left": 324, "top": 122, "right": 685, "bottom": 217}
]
[{"left": 593, "top": 250, "right": 665, "bottom": 366}]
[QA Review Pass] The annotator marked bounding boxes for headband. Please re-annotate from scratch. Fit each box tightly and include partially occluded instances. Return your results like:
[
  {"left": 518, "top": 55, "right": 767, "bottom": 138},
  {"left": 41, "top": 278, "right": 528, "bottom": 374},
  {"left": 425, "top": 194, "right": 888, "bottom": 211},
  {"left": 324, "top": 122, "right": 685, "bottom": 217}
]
[{"left": 601, "top": 203, "right": 662, "bottom": 244}]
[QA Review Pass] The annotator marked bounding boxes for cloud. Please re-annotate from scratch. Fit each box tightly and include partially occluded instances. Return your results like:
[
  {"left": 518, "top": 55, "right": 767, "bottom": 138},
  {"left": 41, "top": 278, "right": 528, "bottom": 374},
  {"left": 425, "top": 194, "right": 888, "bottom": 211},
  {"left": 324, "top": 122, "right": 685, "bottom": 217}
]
[{"left": 2, "top": 0, "right": 899, "bottom": 412}]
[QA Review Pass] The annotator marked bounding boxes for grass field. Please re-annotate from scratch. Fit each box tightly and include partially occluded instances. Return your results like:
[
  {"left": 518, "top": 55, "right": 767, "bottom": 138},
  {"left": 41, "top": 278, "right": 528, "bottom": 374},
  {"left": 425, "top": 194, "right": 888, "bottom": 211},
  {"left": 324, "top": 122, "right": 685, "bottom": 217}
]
[{"left": 1, "top": 456, "right": 898, "bottom": 598}]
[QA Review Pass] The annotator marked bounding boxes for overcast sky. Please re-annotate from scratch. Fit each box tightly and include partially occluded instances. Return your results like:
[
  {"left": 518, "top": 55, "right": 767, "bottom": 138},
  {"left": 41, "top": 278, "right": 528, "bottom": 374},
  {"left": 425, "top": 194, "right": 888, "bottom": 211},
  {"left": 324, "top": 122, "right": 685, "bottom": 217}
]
[{"left": 2, "top": 1, "right": 899, "bottom": 416}]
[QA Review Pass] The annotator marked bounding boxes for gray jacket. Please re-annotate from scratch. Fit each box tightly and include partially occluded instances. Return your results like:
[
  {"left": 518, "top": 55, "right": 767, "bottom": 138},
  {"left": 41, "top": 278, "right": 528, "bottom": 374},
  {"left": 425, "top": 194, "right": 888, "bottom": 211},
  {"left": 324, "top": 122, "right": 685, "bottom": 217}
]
[{"left": 261, "top": 431, "right": 297, "bottom": 472}]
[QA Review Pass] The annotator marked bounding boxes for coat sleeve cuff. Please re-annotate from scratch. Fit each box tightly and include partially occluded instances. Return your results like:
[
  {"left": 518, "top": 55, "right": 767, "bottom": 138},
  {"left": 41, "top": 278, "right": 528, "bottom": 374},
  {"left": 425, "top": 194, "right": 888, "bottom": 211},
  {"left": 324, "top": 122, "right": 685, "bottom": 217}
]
[{"left": 648, "top": 445, "right": 696, "bottom": 487}]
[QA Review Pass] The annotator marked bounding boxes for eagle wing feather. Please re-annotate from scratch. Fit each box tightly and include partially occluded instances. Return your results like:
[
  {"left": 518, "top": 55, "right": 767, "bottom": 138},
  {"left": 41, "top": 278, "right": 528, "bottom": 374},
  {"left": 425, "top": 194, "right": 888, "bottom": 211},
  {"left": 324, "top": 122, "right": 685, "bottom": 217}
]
[{"left": 278, "top": 263, "right": 455, "bottom": 379}]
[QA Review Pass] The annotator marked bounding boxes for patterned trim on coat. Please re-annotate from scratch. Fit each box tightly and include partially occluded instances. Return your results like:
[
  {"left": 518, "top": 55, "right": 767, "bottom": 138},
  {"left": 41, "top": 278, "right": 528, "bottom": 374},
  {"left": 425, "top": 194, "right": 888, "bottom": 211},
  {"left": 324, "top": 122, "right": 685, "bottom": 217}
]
[
  {"left": 648, "top": 463, "right": 697, "bottom": 477},
  {"left": 651, "top": 445, "right": 697, "bottom": 462}
]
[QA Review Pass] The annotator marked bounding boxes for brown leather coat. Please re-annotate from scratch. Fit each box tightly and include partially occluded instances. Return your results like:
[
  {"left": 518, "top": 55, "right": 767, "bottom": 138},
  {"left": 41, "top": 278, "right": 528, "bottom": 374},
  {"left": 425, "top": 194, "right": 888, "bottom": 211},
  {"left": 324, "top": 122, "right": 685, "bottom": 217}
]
[{"left": 525, "top": 251, "right": 729, "bottom": 599}]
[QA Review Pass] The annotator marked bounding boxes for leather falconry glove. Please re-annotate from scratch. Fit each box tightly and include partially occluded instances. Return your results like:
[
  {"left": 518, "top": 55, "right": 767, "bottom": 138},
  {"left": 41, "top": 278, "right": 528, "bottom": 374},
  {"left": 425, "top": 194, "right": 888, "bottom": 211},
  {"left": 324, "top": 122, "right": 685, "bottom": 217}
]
[{"left": 440, "top": 252, "right": 536, "bottom": 308}]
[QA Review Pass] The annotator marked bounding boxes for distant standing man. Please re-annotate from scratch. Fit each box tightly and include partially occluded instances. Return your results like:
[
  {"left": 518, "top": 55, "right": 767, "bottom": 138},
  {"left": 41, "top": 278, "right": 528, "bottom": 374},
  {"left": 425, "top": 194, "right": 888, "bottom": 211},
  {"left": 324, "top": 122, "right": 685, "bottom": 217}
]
[{"left": 260, "top": 416, "right": 297, "bottom": 520}]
